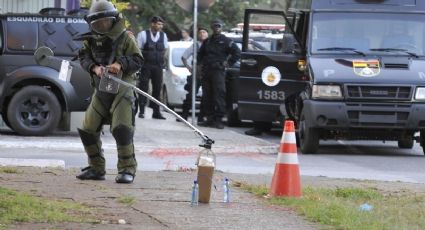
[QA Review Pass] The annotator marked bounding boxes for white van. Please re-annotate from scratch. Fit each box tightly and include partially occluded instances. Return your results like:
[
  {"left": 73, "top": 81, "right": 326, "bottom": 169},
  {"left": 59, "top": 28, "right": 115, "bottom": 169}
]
[{"left": 161, "top": 41, "right": 194, "bottom": 109}]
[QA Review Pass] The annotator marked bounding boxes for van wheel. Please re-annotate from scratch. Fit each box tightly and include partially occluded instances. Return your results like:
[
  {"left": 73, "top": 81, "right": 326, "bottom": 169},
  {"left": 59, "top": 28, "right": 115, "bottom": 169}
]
[
  {"left": 398, "top": 135, "right": 414, "bottom": 149},
  {"left": 7, "top": 86, "right": 61, "bottom": 136},
  {"left": 298, "top": 109, "right": 319, "bottom": 154},
  {"left": 420, "top": 131, "right": 425, "bottom": 155}
]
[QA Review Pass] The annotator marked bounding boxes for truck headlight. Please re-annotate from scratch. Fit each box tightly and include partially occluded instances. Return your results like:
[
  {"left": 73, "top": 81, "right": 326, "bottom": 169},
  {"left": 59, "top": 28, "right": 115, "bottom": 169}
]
[
  {"left": 312, "top": 85, "right": 343, "bottom": 99},
  {"left": 415, "top": 87, "right": 425, "bottom": 100}
]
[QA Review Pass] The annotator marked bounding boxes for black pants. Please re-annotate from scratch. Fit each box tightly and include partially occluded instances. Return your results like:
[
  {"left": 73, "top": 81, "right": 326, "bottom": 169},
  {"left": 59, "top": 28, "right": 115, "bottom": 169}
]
[
  {"left": 182, "top": 75, "right": 203, "bottom": 116},
  {"left": 201, "top": 68, "right": 226, "bottom": 121},
  {"left": 138, "top": 65, "right": 163, "bottom": 114}
]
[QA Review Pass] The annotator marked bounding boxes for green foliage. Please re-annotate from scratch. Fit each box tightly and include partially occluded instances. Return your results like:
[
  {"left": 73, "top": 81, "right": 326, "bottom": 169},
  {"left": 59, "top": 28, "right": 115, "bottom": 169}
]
[
  {"left": 125, "top": 0, "right": 263, "bottom": 39},
  {"left": 0, "top": 167, "right": 19, "bottom": 174},
  {"left": 79, "top": 0, "right": 311, "bottom": 39},
  {"left": 117, "top": 196, "right": 136, "bottom": 206},
  {"left": 240, "top": 184, "right": 425, "bottom": 229},
  {"left": 0, "top": 187, "right": 95, "bottom": 226}
]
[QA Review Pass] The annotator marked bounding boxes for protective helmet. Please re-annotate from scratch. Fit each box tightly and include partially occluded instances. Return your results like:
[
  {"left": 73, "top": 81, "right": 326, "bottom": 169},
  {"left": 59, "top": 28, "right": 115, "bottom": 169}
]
[{"left": 85, "top": 0, "right": 118, "bottom": 34}]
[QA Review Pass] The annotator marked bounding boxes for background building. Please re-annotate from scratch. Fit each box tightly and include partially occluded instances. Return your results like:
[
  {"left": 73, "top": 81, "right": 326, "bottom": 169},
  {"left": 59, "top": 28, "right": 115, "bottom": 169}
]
[{"left": 0, "top": 0, "right": 80, "bottom": 14}]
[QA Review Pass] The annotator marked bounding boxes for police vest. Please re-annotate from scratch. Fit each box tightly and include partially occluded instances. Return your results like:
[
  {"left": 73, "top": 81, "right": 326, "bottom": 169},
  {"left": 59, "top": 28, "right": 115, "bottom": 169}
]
[{"left": 142, "top": 30, "right": 165, "bottom": 67}]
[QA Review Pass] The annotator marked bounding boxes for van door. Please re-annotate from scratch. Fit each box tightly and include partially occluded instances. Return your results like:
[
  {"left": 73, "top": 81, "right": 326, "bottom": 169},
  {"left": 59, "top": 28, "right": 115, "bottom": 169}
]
[{"left": 238, "top": 9, "right": 307, "bottom": 122}]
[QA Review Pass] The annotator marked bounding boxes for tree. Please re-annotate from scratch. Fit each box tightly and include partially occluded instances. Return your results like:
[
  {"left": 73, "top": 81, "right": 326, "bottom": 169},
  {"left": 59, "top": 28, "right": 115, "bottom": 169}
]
[{"left": 125, "top": 0, "right": 262, "bottom": 40}]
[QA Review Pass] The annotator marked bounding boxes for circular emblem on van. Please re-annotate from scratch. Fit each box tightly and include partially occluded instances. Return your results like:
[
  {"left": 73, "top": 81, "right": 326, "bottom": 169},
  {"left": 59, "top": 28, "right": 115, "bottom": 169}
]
[
  {"left": 352, "top": 60, "right": 380, "bottom": 77},
  {"left": 261, "top": 66, "right": 281, "bottom": 86}
]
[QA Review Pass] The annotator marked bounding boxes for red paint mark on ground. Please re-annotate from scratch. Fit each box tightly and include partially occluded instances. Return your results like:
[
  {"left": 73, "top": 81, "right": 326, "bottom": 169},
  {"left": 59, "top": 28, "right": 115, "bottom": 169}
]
[{"left": 149, "top": 148, "right": 197, "bottom": 159}]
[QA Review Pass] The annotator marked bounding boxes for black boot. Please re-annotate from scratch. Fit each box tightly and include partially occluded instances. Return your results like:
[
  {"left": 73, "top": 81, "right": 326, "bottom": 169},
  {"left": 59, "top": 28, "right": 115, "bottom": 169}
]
[
  {"left": 197, "top": 116, "right": 205, "bottom": 123},
  {"left": 214, "top": 120, "right": 225, "bottom": 129},
  {"left": 198, "top": 119, "right": 214, "bottom": 127},
  {"left": 76, "top": 166, "right": 105, "bottom": 180},
  {"left": 115, "top": 172, "right": 135, "bottom": 184},
  {"left": 245, "top": 127, "right": 263, "bottom": 136},
  {"left": 152, "top": 111, "right": 166, "bottom": 120},
  {"left": 177, "top": 112, "right": 188, "bottom": 122},
  {"left": 138, "top": 106, "right": 145, "bottom": 118}
]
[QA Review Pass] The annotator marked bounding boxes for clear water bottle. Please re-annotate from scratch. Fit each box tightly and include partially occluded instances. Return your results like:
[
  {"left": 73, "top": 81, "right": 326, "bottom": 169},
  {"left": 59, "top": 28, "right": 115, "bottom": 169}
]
[
  {"left": 191, "top": 180, "right": 199, "bottom": 206},
  {"left": 223, "top": 177, "right": 230, "bottom": 203}
]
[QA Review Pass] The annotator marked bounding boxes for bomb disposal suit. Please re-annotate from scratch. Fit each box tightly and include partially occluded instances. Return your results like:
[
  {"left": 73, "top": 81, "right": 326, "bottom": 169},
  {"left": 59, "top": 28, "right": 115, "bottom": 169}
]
[{"left": 76, "top": 0, "right": 143, "bottom": 183}]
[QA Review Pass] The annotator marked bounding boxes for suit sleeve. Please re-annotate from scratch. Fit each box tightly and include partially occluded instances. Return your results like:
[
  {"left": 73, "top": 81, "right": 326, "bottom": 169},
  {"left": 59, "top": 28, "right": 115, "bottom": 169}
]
[
  {"left": 117, "top": 32, "right": 144, "bottom": 75},
  {"left": 227, "top": 39, "right": 241, "bottom": 66},
  {"left": 78, "top": 40, "right": 96, "bottom": 73}
]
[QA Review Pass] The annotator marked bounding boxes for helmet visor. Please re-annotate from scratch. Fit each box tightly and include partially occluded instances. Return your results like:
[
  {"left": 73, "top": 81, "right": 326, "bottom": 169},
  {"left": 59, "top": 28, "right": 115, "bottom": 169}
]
[{"left": 90, "top": 17, "right": 115, "bottom": 34}]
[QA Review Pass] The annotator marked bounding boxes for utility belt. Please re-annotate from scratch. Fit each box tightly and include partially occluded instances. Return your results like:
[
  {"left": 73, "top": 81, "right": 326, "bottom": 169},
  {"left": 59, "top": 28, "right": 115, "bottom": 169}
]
[{"left": 205, "top": 61, "right": 225, "bottom": 70}]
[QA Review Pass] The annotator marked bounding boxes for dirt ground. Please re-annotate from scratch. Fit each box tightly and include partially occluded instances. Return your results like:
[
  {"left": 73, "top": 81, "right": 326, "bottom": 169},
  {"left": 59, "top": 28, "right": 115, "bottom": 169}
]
[{"left": 1, "top": 167, "right": 425, "bottom": 229}]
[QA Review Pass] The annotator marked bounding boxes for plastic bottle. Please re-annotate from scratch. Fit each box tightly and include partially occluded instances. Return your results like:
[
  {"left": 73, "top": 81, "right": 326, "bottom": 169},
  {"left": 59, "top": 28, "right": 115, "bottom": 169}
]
[
  {"left": 223, "top": 177, "right": 231, "bottom": 203},
  {"left": 191, "top": 180, "right": 199, "bottom": 206}
]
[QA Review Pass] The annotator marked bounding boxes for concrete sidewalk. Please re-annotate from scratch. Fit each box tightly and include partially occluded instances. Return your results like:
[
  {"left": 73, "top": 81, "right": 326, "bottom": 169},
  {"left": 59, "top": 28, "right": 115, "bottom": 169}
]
[{"left": 1, "top": 167, "right": 318, "bottom": 230}]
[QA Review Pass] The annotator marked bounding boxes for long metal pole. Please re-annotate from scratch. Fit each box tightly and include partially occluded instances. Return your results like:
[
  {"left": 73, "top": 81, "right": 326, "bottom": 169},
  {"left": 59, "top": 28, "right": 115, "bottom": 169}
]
[
  {"left": 191, "top": 0, "right": 198, "bottom": 125},
  {"left": 104, "top": 74, "right": 214, "bottom": 149}
]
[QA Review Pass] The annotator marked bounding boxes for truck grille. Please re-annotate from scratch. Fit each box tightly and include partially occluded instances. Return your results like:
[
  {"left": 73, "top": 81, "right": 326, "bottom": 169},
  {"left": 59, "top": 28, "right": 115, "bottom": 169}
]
[
  {"left": 346, "top": 103, "right": 411, "bottom": 127},
  {"left": 346, "top": 85, "right": 412, "bottom": 100}
]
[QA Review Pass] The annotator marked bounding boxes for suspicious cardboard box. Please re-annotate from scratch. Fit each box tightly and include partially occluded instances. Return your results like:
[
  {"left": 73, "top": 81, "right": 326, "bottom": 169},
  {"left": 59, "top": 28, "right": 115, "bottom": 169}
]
[
  {"left": 196, "top": 149, "right": 216, "bottom": 203},
  {"left": 197, "top": 166, "right": 214, "bottom": 203}
]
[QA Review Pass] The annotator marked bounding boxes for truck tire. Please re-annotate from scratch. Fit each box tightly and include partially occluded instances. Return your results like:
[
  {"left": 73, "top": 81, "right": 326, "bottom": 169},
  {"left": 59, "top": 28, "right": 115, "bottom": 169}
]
[
  {"left": 421, "top": 131, "right": 425, "bottom": 155},
  {"left": 397, "top": 136, "right": 414, "bottom": 149},
  {"left": 299, "top": 109, "right": 319, "bottom": 154},
  {"left": 7, "top": 86, "right": 61, "bottom": 136}
]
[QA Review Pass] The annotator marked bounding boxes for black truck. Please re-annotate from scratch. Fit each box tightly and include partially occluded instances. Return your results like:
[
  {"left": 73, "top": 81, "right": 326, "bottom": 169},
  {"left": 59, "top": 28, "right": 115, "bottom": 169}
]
[
  {"left": 0, "top": 8, "right": 91, "bottom": 135},
  {"left": 238, "top": 0, "right": 425, "bottom": 154}
]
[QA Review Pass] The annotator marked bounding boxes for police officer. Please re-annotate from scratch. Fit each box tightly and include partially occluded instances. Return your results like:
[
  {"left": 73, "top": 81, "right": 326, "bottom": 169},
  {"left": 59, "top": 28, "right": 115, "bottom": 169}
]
[
  {"left": 76, "top": 0, "right": 143, "bottom": 183},
  {"left": 180, "top": 27, "right": 209, "bottom": 122},
  {"left": 137, "top": 16, "right": 168, "bottom": 119},
  {"left": 198, "top": 19, "right": 240, "bottom": 129}
]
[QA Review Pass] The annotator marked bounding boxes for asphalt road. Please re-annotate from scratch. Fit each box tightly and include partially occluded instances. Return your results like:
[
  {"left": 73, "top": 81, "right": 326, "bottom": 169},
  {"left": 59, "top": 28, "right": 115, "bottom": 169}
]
[{"left": 1, "top": 110, "right": 425, "bottom": 183}]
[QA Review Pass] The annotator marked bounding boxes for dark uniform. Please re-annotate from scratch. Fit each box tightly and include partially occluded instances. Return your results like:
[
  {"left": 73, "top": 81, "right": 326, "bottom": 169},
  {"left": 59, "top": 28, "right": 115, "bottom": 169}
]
[
  {"left": 198, "top": 20, "right": 240, "bottom": 128},
  {"left": 137, "top": 16, "right": 168, "bottom": 119},
  {"left": 76, "top": 0, "right": 143, "bottom": 184}
]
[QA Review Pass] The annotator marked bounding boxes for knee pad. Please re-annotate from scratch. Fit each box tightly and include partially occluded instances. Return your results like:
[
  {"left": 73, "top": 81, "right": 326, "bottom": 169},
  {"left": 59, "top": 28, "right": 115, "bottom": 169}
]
[
  {"left": 78, "top": 128, "right": 100, "bottom": 146},
  {"left": 112, "top": 125, "right": 134, "bottom": 146}
]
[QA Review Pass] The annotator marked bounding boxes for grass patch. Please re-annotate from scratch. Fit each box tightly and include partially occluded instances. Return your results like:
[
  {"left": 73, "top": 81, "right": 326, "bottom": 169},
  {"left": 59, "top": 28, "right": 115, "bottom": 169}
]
[
  {"left": 0, "top": 187, "right": 95, "bottom": 227},
  {"left": 0, "top": 167, "right": 20, "bottom": 174},
  {"left": 240, "top": 184, "right": 425, "bottom": 230},
  {"left": 117, "top": 196, "right": 136, "bottom": 206}
]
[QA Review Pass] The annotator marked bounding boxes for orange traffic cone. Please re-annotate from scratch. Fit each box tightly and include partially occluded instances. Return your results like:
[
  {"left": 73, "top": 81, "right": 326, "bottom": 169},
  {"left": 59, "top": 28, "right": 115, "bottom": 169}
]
[{"left": 270, "top": 120, "right": 302, "bottom": 197}]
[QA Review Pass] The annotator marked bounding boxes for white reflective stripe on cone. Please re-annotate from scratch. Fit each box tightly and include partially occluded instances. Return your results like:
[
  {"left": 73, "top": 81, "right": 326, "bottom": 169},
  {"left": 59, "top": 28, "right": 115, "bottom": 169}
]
[
  {"left": 281, "top": 132, "right": 296, "bottom": 144},
  {"left": 276, "top": 153, "right": 299, "bottom": 164}
]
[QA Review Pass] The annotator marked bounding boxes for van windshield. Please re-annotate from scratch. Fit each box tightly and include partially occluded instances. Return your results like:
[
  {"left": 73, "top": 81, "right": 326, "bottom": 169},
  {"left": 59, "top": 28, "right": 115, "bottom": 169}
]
[
  {"left": 172, "top": 47, "right": 192, "bottom": 67},
  {"left": 311, "top": 12, "right": 425, "bottom": 56}
]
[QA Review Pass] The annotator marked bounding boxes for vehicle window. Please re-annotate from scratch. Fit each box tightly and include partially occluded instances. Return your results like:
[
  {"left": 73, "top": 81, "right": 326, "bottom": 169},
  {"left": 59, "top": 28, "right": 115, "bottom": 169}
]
[
  {"left": 172, "top": 47, "right": 191, "bottom": 67},
  {"left": 311, "top": 12, "right": 425, "bottom": 56},
  {"left": 246, "top": 13, "right": 300, "bottom": 54},
  {"left": 7, "top": 22, "right": 38, "bottom": 51}
]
